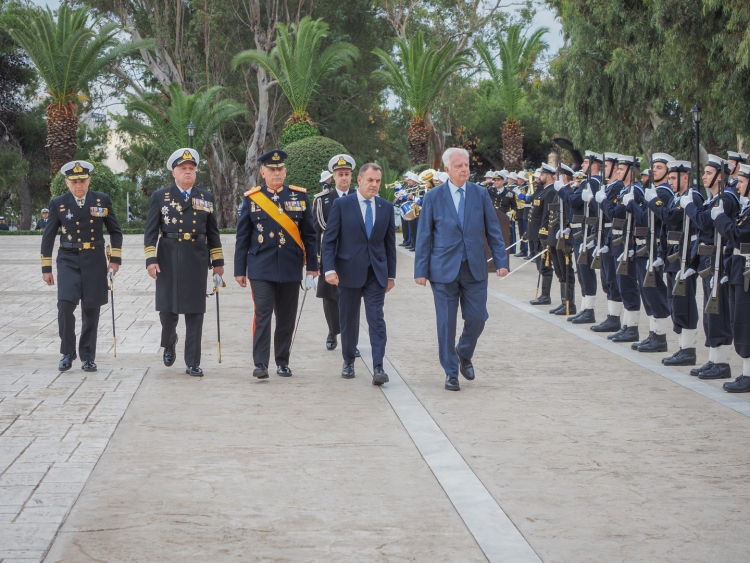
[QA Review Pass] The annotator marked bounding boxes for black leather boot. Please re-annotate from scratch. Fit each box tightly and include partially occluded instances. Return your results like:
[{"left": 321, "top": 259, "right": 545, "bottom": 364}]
[
  {"left": 611, "top": 325, "right": 639, "bottom": 343},
  {"left": 571, "top": 309, "right": 596, "bottom": 324},
  {"left": 662, "top": 348, "right": 697, "bottom": 366},
  {"left": 636, "top": 333, "right": 668, "bottom": 353},
  {"left": 530, "top": 276, "right": 552, "bottom": 306},
  {"left": 632, "top": 332, "right": 654, "bottom": 350},
  {"left": 591, "top": 315, "right": 621, "bottom": 333}
]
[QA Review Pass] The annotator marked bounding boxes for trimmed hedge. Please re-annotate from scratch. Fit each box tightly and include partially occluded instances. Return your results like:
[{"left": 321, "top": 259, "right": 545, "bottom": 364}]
[
  {"left": 284, "top": 136, "right": 348, "bottom": 197},
  {"left": 280, "top": 121, "right": 319, "bottom": 148}
]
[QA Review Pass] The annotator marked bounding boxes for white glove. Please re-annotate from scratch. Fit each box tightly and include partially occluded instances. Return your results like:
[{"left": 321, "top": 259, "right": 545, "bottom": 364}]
[
  {"left": 595, "top": 190, "right": 607, "bottom": 203},
  {"left": 582, "top": 188, "right": 593, "bottom": 203},
  {"left": 644, "top": 187, "right": 657, "bottom": 202},
  {"left": 304, "top": 274, "right": 315, "bottom": 290},
  {"left": 213, "top": 273, "right": 225, "bottom": 288},
  {"left": 710, "top": 200, "right": 725, "bottom": 220},
  {"left": 506, "top": 211, "right": 513, "bottom": 218},
  {"left": 679, "top": 194, "right": 693, "bottom": 209},
  {"left": 586, "top": 239, "right": 596, "bottom": 249},
  {"left": 554, "top": 180, "right": 564, "bottom": 192},
  {"left": 107, "top": 269, "right": 115, "bottom": 282},
  {"left": 600, "top": 245, "right": 609, "bottom": 254},
  {"left": 512, "top": 186, "right": 521, "bottom": 196},
  {"left": 740, "top": 196, "right": 749, "bottom": 208},
  {"left": 628, "top": 249, "right": 634, "bottom": 258},
  {"left": 622, "top": 193, "right": 634, "bottom": 206},
  {"left": 721, "top": 275, "right": 729, "bottom": 285},
  {"left": 562, "top": 227, "right": 571, "bottom": 236},
  {"left": 651, "top": 257, "right": 664, "bottom": 269},
  {"left": 683, "top": 268, "right": 696, "bottom": 278}
]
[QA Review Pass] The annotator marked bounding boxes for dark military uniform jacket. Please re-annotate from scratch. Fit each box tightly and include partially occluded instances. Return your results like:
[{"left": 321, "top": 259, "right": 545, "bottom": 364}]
[
  {"left": 528, "top": 183, "right": 555, "bottom": 243},
  {"left": 234, "top": 184, "right": 318, "bottom": 282},
  {"left": 313, "top": 187, "right": 355, "bottom": 299},
  {"left": 495, "top": 186, "right": 517, "bottom": 215},
  {"left": 144, "top": 185, "right": 224, "bottom": 315},
  {"left": 41, "top": 190, "right": 123, "bottom": 308}
]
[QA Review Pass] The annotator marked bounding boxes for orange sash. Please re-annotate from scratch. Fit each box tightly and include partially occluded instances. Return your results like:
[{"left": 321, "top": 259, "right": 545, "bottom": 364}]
[{"left": 248, "top": 191, "right": 305, "bottom": 259}]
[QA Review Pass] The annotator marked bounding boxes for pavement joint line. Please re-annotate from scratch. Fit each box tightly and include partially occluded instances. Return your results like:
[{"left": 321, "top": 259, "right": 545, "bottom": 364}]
[
  {"left": 397, "top": 246, "right": 750, "bottom": 419},
  {"left": 356, "top": 328, "right": 542, "bottom": 563}
]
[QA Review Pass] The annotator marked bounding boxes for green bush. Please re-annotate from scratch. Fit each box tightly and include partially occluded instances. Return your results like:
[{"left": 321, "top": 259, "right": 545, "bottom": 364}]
[
  {"left": 284, "top": 136, "right": 348, "bottom": 197},
  {"left": 280, "top": 121, "right": 320, "bottom": 148}
]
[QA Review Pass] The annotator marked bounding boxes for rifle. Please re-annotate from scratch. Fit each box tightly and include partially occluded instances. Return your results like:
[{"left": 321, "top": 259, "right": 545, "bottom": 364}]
[
  {"left": 742, "top": 243, "right": 750, "bottom": 292},
  {"left": 616, "top": 154, "right": 637, "bottom": 275},
  {"left": 590, "top": 152, "right": 607, "bottom": 270},
  {"left": 704, "top": 162, "right": 728, "bottom": 314},
  {"left": 672, "top": 165, "right": 694, "bottom": 297},
  {"left": 555, "top": 146, "right": 567, "bottom": 251},
  {"left": 578, "top": 159, "right": 595, "bottom": 265},
  {"left": 642, "top": 160, "right": 658, "bottom": 287}
]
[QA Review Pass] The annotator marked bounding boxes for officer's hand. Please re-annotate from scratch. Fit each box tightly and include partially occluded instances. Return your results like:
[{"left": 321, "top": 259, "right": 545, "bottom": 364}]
[
  {"left": 512, "top": 186, "right": 521, "bottom": 196},
  {"left": 326, "top": 273, "right": 339, "bottom": 286},
  {"left": 622, "top": 193, "right": 634, "bottom": 207},
  {"left": 43, "top": 272, "right": 54, "bottom": 286},
  {"left": 679, "top": 194, "right": 693, "bottom": 209},
  {"left": 415, "top": 277, "right": 427, "bottom": 286},
  {"left": 496, "top": 268, "right": 509, "bottom": 277},
  {"left": 147, "top": 263, "right": 160, "bottom": 280},
  {"left": 710, "top": 200, "right": 724, "bottom": 220},
  {"left": 235, "top": 275, "right": 247, "bottom": 288},
  {"left": 386, "top": 279, "right": 395, "bottom": 293},
  {"left": 595, "top": 190, "right": 606, "bottom": 203},
  {"left": 214, "top": 266, "right": 224, "bottom": 278},
  {"left": 553, "top": 180, "right": 564, "bottom": 192},
  {"left": 107, "top": 263, "right": 120, "bottom": 275},
  {"left": 581, "top": 188, "right": 593, "bottom": 202},
  {"left": 644, "top": 187, "right": 657, "bottom": 202},
  {"left": 307, "top": 270, "right": 319, "bottom": 278}
]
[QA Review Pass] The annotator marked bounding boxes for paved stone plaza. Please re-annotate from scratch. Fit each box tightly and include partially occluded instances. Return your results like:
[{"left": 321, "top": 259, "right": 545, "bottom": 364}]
[{"left": 2, "top": 235, "right": 750, "bottom": 562}]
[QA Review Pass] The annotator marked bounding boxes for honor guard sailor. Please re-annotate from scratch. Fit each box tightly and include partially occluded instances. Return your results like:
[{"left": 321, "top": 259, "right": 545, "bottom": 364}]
[
  {"left": 143, "top": 148, "right": 225, "bottom": 377},
  {"left": 234, "top": 149, "right": 318, "bottom": 379},
  {"left": 41, "top": 160, "right": 123, "bottom": 372},
  {"left": 313, "top": 154, "right": 357, "bottom": 352}
]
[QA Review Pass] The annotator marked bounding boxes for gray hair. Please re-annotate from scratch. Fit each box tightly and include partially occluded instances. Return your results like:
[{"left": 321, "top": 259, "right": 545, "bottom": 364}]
[
  {"left": 442, "top": 147, "right": 470, "bottom": 169},
  {"left": 359, "top": 162, "right": 382, "bottom": 176}
]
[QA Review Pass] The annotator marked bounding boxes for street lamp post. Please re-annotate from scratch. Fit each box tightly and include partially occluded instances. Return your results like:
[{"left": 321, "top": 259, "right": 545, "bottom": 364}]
[
  {"left": 692, "top": 105, "right": 702, "bottom": 190},
  {"left": 187, "top": 122, "right": 196, "bottom": 149}
]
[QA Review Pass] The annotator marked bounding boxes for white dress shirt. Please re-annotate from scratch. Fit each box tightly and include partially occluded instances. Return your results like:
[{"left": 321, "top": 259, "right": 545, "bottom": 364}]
[
  {"left": 177, "top": 185, "right": 193, "bottom": 199},
  {"left": 357, "top": 191, "right": 376, "bottom": 222},
  {"left": 448, "top": 180, "right": 467, "bottom": 214},
  {"left": 336, "top": 189, "right": 348, "bottom": 198}
]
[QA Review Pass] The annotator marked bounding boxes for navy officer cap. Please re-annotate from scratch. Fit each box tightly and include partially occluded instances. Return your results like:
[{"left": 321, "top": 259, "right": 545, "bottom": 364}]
[{"left": 258, "top": 149, "right": 288, "bottom": 168}]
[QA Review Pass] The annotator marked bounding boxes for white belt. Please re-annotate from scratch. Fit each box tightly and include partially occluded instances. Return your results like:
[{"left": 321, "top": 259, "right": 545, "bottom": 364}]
[
  {"left": 734, "top": 248, "right": 750, "bottom": 256},
  {"left": 603, "top": 222, "right": 612, "bottom": 228}
]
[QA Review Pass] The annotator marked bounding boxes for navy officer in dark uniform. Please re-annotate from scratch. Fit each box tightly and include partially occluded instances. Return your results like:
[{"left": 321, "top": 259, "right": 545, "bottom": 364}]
[
  {"left": 143, "top": 148, "right": 225, "bottom": 377},
  {"left": 41, "top": 160, "right": 123, "bottom": 372},
  {"left": 234, "top": 149, "right": 318, "bottom": 379},
  {"left": 313, "top": 154, "right": 357, "bottom": 351},
  {"left": 36, "top": 209, "right": 49, "bottom": 230}
]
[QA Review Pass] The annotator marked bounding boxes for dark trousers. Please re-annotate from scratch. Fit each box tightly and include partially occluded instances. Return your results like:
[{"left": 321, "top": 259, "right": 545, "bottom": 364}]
[
  {"left": 635, "top": 256, "right": 670, "bottom": 318},
  {"left": 430, "top": 260, "right": 489, "bottom": 378},
  {"left": 408, "top": 218, "right": 418, "bottom": 247},
  {"left": 249, "top": 280, "right": 299, "bottom": 366},
  {"left": 516, "top": 216, "right": 527, "bottom": 253},
  {"left": 322, "top": 297, "right": 340, "bottom": 336},
  {"left": 533, "top": 240, "right": 553, "bottom": 278},
  {"left": 700, "top": 255, "right": 733, "bottom": 347},
  {"left": 338, "top": 266, "right": 387, "bottom": 366},
  {"left": 401, "top": 217, "right": 410, "bottom": 244},
  {"left": 58, "top": 300, "right": 100, "bottom": 361},
  {"left": 159, "top": 312, "right": 204, "bottom": 367},
  {"left": 666, "top": 271, "right": 699, "bottom": 331},
  {"left": 730, "top": 283, "right": 750, "bottom": 358},
  {"left": 601, "top": 250, "right": 623, "bottom": 302},
  {"left": 574, "top": 242, "right": 598, "bottom": 297},
  {"left": 551, "top": 246, "right": 575, "bottom": 286}
]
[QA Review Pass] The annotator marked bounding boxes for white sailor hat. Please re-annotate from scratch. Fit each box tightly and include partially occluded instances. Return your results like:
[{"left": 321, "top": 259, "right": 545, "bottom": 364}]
[
  {"left": 651, "top": 152, "right": 674, "bottom": 164},
  {"left": 61, "top": 160, "right": 94, "bottom": 180},
  {"left": 405, "top": 171, "right": 420, "bottom": 183},
  {"left": 166, "top": 148, "right": 199, "bottom": 171},
  {"left": 617, "top": 155, "right": 635, "bottom": 165},
  {"left": 641, "top": 168, "right": 650, "bottom": 176},
  {"left": 492, "top": 171, "right": 503, "bottom": 179},
  {"left": 603, "top": 152, "right": 620, "bottom": 162},
  {"left": 540, "top": 163, "right": 557, "bottom": 175},
  {"left": 484, "top": 170, "right": 494, "bottom": 178},
  {"left": 328, "top": 154, "right": 356, "bottom": 172},
  {"left": 319, "top": 170, "right": 333, "bottom": 183},
  {"left": 559, "top": 163, "right": 575, "bottom": 176},
  {"left": 574, "top": 170, "right": 586, "bottom": 181},
  {"left": 437, "top": 171, "right": 449, "bottom": 183},
  {"left": 705, "top": 154, "right": 724, "bottom": 170},
  {"left": 727, "top": 151, "right": 748, "bottom": 163},
  {"left": 585, "top": 151, "right": 603, "bottom": 163},
  {"left": 41, "top": 208, "right": 49, "bottom": 213},
  {"left": 508, "top": 172, "right": 518, "bottom": 180},
  {"left": 738, "top": 164, "right": 750, "bottom": 179},
  {"left": 498, "top": 169, "right": 509, "bottom": 179},
  {"left": 667, "top": 160, "right": 692, "bottom": 173}
]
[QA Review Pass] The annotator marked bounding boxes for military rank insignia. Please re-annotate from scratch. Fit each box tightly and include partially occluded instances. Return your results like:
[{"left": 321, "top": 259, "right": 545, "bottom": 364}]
[
  {"left": 192, "top": 198, "right": 214, "bottom": 213},
  {"left": 89, "top": 207, "right": 108, "bottom": 217},
  {"left": 655, "top": 200, "right": 663, "bottom": 206}
]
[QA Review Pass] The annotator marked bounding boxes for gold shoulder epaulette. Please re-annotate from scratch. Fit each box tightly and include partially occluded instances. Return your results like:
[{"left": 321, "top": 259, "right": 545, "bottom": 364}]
[
  {"left": 289, "top": 185, "right": 307, "bottom": 193},
  {"left": 244, "top": 186, "right": 261, "bottom": 197}
]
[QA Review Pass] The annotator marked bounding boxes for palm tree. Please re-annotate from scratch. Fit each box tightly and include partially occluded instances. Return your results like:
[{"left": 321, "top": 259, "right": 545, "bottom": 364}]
[
  {"left": 4, "top": 5, "right": 152, "bottom": 176},
  {"left": 373, "top": 32, "right": 471, "bottom": 166},
  {"left": 476, "top": 24, "right": 548, "bottom": 171},
  {"left": 232, "top": 16, "right": 359, "bottom": 126}
]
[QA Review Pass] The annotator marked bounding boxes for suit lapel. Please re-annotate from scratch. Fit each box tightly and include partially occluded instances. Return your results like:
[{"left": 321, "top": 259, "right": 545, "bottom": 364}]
[
  {"left": 442, "top": 183, "right": 461, "bottom": 227},
  {"left": 373, "top": 196, "right": 388, "bottom": 238},
  {"left": 352, "top": 194, "right": 368, "bottom": 237}
]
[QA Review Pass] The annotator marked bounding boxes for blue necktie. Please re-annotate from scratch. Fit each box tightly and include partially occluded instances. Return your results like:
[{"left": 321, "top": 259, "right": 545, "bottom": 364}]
[
  {"left": 457, "top": 188, "right": 467, "bottom": 261},
  {"left": 364, "top": 199, "right": 373, "bottom": 239},
  {"left": 182, "top": 190, "right": 189, "bottom": 201}
]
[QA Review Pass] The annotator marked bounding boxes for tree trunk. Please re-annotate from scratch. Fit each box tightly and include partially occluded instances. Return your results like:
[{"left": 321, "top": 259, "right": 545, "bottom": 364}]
[
  {"left": 242, "top": 66, "right": 272, "bottom": 191},
  {"left": 501, "top": 117, "right": 524, "bottom": 171},
  {"left": 408, "top": 117, "right": 430, "bottom": 166},
  {"left": 18, "top": 175, "right": 32, "bottom": 230},
  {"left": 47, "top": 105, "right": 79, "bottom": 179},
  {"left": 207, "top": 139, "right": 240, "bottom": 228}
]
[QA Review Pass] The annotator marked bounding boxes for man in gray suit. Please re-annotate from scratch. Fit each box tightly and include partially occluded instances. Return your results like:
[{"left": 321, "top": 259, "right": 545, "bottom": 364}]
[{"left": 414, "top": 148, "right": 509, "bottom": 391}]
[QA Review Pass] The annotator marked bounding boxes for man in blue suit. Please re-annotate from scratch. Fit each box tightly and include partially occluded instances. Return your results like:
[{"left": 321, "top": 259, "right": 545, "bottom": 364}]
[
  {"left": 322, "top": 163, "right": 397, "bottom": 385},
  {"left": 415, "top": 148, "right": 509, "bottom": 391}
]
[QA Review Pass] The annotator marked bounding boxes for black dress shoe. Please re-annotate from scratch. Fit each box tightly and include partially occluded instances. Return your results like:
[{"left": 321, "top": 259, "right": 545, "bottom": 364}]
[
  {"left": 186, "top": 366, "right": 204, "bottom": 376},
  {"left": 372, "top": 365, "right": 389, "bottom": 385},
  {"left": 326, "top": 333, "right": 338, "bottom": 351},
  {"left": 445, "top": 375, "right": 460, "bottom": 391},
  {"left": 514, "top": 251, "right": 527, "bottom": 258},
  {"left": 591, "top": 315, "right": 621, "bottom": 333},
  {"left": 636, "top": 333, "right": 668, "bottom": 353},
  {"left": 632, "top": 332, "right": 654, "bottom": 350},
  {"left": 524, "top": 254, "right": 534, "bottom": 260},
  {"left": 355, "top": 348, "right": 361, "bottom": 358},
  {"left": 341, "top": 363, "right": 355, "bottom": 379},
  {"left": 163, "top": 335, "right": 178, "bottom": 367},
  {"left": 408, "top": 246, "right": 415, "bottom": 252},
  {"left": 59, "top": 352, "right": 77, "bottom": 372},
  {"left": 549, "top": 302, "right": 565, "bottom": 315},
  {"left": 456, "top": 348, "right": 475, "bottom": 380},
  {"left": 698, "top": 363, "right": 731, "bottom": 380},
  {"left": 607, "top": 326, "right": 626, "bottom": 340},
  {"left": 724, "top": 375, "right": 750, "bottom": 393},
  {"left": 662, "top": 348, "right": 697, "bottom": 366},
  {"left": 277, "top": 365, "right": 293, "bottom": 377},
  {"left": 253, "top": 364, "right": 269, "bottom": 379},
  {"left": 81, "top": 360, "right": 97, "bottom": 372},
  {"left": 567, "top": 310, "right": 582, "bottom": 322},
  {"left": 690, "top": 361, "right": 713, "bottom": 377},
  {"left": 555, "top": 303, "right": 576, "bottom": 316},
  {"left": 611, "top": 326, "right": 639, "bottom": 343},
  {"left": 529, "top": 295, "right": 551, "bottom": 305},
  {"left": 570, "top": 309, "right": 596, "bottom": 324}
]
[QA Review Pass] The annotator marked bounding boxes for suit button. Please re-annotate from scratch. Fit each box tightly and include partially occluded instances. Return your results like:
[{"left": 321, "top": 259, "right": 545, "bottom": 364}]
[
  {"left": 77, "top": 230, "right": 80, "bottom": 233},
  {"left": 178, "top": 229, "right": 183, "bottom": 233},
  {"left": 91, "top": 237, "right": 95, "bottom": 241},
  {"left": 179, "top": 212, "right": 183, "bottom": 216},
  {"left": 76, "top": 222, "right": 79, "bottom": 225},
  {"left": 179, "top": 220, "right": 183, "bottom": 223},
  {"left": 193, "top": 220, "right": 196, "bottom": 224},
  {"left": 90, "top": 219, "right": 94, "bottom": 223},
  {"left": 91, "top": 229, "right": 94, "bottom": 232}
]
